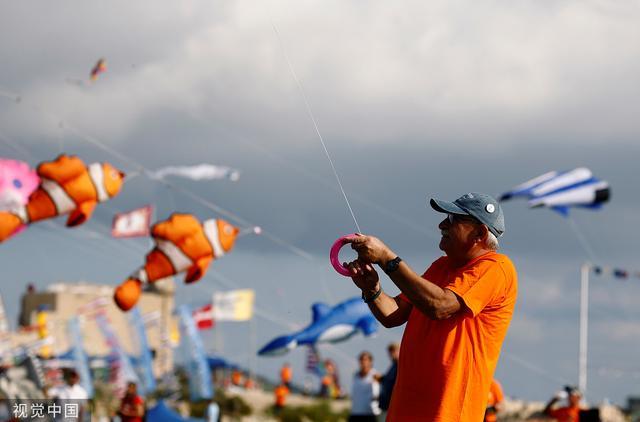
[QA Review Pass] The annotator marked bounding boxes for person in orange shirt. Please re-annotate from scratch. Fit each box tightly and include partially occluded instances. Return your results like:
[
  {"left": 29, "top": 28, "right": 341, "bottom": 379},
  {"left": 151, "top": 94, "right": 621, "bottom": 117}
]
[
  {"left": 345, "top": 192, "right": 518, "bottom": 421},
  {"left": 244, "top": 377, "right": 256, "bottom": 390},
  {"left": 544, "top": 386, "right": 582, "bottom": 422},
  {"left": 280, "top": 362, "right": 293, "bottom": 389},
  {"left": 231, "top": 369, "right": 243, "bottom": 387},
  {"left": 319, "top": 359, "right": 342, "bottom": 398},
  {"left": 274, "top": 383, "right": 290, "bottom": 414},
  {"left": 485, "top": 379, "right": 505, "bottom": 422},
  {"left": 320, "top": 360, "right": 335, "bottom": 398}
]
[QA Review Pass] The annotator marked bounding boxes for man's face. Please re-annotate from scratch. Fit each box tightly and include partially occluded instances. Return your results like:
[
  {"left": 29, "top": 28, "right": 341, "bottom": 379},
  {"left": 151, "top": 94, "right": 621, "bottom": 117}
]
[
  {"left": 438, "top": 214, "right": 482, "bottom": 255},
  {"left": 325, "top": 361, "right": 334, "bottom": 373},
  {"left": 127, "top": 383, "right": 137, "bottom": 395},
  {"left": 359, "top": 354, "right": 372, "bottom": 372},
  {"left": 569, "top": 393, "right": 581, "bottom": 406},
  {"left": 388, "top": 346, "right": 399, "bottom": 361}
]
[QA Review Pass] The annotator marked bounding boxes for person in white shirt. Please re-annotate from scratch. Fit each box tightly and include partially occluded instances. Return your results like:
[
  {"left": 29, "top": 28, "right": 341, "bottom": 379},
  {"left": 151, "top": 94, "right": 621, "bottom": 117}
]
[
  {"left": 207, "top": 399, "right": 221, "bottom": 422},
  {"left": 48, "top": 369, "right": 88, "bottom": 422},
  {"left": 349, "top": 351, "right": 380, "bottom": 422}
]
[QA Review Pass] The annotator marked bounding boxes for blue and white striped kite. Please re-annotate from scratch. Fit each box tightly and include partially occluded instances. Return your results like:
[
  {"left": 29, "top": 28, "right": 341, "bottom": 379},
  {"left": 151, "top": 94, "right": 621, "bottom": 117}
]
[{"left": 499, "top": 168, "right": 610, "bottom": 216}]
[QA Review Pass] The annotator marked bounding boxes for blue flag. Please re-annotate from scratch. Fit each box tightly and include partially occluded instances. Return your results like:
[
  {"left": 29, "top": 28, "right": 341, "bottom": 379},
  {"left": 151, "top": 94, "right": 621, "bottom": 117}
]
[{"left": 178, "top": 305, "right": 213, "bottom": 401}]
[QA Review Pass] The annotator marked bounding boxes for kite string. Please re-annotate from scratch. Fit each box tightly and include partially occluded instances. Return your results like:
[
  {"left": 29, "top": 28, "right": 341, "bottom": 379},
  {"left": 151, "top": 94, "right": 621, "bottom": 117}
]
[
  {"left": 0, "top": 130, "right": 32, "bottom": 160},
  {"left": 502, "top": 352, "right": 568, "bottom": 384},
  {"left": 567, "top": 216, "right": 597, "bottom": 264},
  {"left": 0, "top": 114, "right": 604, "bottom": 387},
  {"left": 0, "top": 89, "right": 334, "bottom": 305},
  {"left": 197, "top": 120, "right": 437, "bottom": 239},
  {"left": 272, "top": 23, "right": 362, "bottom": 234}
]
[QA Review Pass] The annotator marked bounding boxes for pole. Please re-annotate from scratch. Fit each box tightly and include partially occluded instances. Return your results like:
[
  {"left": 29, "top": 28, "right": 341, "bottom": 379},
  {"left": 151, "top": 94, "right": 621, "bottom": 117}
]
[
  {"left": 214, "top": 324, "right": 222, "bottom": 354},
  {"left": 579, "top": 262, "right": 590, "bottom": 395},
  {"left": 249, "top": 318, "right": 257, "bottom": 384}
]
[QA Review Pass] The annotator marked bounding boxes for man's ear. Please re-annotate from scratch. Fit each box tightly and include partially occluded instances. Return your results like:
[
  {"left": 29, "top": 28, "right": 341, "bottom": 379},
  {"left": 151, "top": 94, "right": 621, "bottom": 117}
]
[{"left": 476, "top": 225, "right": 489, "bottom": 244}]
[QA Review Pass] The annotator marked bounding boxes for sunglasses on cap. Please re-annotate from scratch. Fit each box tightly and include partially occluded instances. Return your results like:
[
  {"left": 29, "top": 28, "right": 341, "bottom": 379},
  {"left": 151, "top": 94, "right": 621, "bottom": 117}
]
[{"left": 447, "top": 214, "right": 480, "bottom": 225}]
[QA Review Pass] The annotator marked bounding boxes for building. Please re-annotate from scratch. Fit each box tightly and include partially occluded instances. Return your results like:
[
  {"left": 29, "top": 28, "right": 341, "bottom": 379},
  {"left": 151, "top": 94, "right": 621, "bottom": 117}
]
[{"left": 15, "top": 279, "right": 178, "bottom": 378}]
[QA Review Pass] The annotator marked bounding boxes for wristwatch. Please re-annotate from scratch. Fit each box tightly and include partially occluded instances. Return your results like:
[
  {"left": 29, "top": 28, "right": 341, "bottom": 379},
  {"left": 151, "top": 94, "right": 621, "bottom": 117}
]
[{"left": 383, "top": 256, "right": 402, "bottom": 274}]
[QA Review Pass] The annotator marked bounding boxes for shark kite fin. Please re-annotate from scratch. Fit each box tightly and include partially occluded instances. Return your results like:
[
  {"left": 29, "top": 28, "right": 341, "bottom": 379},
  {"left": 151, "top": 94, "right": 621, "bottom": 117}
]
[{"left": 311, "top": 303, "right": 332, "bottom": 322}]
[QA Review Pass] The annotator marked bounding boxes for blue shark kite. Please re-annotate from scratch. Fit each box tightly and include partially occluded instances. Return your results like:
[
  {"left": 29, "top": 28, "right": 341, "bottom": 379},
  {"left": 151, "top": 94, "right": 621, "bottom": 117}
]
[
  {"left": 258, "top": 297, "right": 377, "bottom": 356},
  {"left": 499, "top": 167, "right": 610, "bottom": 216}
]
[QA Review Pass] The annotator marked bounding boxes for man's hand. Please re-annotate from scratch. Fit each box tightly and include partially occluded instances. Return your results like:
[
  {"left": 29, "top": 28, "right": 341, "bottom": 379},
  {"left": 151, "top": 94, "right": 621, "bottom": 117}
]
[
  {"left": 346, "top": 260, "right": 380, "bottom": 296},
  {"left": 347, "top": 234, "right": 395, "bottom": 265}
]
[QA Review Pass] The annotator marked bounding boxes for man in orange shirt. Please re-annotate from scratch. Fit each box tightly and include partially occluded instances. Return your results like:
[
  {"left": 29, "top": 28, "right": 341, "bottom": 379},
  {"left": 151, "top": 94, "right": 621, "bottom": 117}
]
[
  {"left": 345, "top": 192, "right": 518, "bottom": 421},
  {"left": 280, "top": 362, "right": 293, "bottom": 389},
  {"left": 274, "top": 383, "right": 290, "bottom": 414},
  {"left": 544, "top": 386, "right": 582, "bottom": 422}
]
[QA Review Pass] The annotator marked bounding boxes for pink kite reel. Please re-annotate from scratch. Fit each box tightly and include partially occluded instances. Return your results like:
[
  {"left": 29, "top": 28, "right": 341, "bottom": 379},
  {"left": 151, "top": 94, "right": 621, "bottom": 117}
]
[{"left": 330, "top": 234, "right": 358, "bottom": 276}]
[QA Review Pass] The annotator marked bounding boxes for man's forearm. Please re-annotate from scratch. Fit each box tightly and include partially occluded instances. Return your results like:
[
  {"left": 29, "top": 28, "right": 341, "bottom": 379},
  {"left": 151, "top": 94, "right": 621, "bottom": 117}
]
[
  {"left": 543, "top": 398, "right": 559, "bottom": 415},
  {"left": 362, "top": 287, "right": 405, "bottom": 328},
  {"left": 384, "top": 261, "right": 459, "bottom": 319}
]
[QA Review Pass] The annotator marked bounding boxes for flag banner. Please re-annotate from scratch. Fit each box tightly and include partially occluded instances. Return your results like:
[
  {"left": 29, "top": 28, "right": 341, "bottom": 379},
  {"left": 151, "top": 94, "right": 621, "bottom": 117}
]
[
  {"left": 112, "top": 205, "right": 153, "bottom": 238},
  {"left": 95, "top": 313, "right": 140, "bottom": 396},
  {"left": 36, "top": 310, "right": 51, "bottom": 359},
  {"left": 24, "top": 348, "right": 45, "bottom": 389},
  {"left": 306, "top": 346, "right": 322, "bottom": 376},
  {"left": 142, "top": 310, "right": 161, "bottom": 326},
  {"left": 0, "top": 296, "right": 8, "bottom": 335},
  {"left": 192, "top": 304, "right": 215, "bottom": 330},
  {"left": 591, "top": 264, "right": 640, "bottom": 280},
  {"left": 212, "top": 289, "right": 255, "bottom": 321},
  {"left": 68, "top": 317, "right": 94, "bottom": 398},
  {"left": 178, "top": 305, "right": 213, "bottom": 401},
  {"left": 129, "top": 307, "right": 156, "bottom": 395},
  {"left": 77, "top": 297, "right": 109, "bottom": 315},
  {"left": 0, "top": 296, "right": 10, "bottom": 361}
]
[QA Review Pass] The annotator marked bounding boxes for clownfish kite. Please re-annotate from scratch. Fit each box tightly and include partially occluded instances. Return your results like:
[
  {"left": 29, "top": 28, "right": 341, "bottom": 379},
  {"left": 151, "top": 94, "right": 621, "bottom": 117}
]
[
  {"left": 114, "top": 213, "right": 239, "bottom": 311},
  {"left": 0, "top": 154, "right": 125, "bottom": 242}
]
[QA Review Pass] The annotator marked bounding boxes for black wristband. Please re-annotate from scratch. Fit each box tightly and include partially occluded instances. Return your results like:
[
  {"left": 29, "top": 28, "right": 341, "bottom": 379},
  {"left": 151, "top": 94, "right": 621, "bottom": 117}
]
[
  {"left": 383, "top": 256, "right": 402, "bottom": 274},
  {"left": 362, "top": 288, "right": 382, "bottom": 303}
]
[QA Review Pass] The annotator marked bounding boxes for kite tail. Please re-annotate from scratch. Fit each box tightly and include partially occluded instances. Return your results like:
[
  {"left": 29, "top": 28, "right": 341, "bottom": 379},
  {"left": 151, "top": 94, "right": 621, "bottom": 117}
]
[
  {"left": 257, "top": 334, "right": 298, "bottom": 356},
  {"left": 113, "top": 278, "right": 142, "bottom": 312}
]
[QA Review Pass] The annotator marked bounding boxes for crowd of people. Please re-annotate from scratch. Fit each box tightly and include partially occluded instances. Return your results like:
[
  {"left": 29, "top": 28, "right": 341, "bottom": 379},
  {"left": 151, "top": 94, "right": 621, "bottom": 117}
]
[{"left": 42, "top": 369, "right": 146, "bottom": 421}]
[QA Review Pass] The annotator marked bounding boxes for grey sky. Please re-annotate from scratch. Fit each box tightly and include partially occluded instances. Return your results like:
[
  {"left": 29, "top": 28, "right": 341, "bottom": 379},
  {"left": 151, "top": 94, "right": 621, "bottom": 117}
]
[{"left": 1, "top": 0, "right": 639, "bottom": 405}]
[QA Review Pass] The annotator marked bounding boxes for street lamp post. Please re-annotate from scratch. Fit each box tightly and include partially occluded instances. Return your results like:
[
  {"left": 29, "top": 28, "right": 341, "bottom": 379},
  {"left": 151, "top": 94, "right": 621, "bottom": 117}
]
[{"left": 579, "top": 262, "right": 590, "bottom": 395}]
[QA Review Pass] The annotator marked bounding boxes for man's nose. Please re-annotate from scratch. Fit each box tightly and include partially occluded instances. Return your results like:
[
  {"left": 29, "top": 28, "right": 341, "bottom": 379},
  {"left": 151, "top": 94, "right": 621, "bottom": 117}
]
[{"left": 438, "top": 218, "right": 449, "bottom": 230}]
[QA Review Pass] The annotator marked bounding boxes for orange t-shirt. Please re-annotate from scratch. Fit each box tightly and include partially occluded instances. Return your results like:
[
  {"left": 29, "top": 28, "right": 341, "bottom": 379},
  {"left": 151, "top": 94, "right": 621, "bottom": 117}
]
[
  {"left": 387, "top": 252, "right": 517, "bottom": 421},
  {"left": 549, "top": 406, "right": 581, "bottom": 422},
  {"left": 232, "top": 370, "right": 242, "bottom": 386},
  {"left": 275, "top": 385, "right": 289, "bottom": 407}
]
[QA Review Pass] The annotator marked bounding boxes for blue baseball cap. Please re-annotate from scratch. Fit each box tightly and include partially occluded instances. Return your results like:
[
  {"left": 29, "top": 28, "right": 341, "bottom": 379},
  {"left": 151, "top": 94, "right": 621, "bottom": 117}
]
[{"left": 430, "top": 192, "right": 505, "bottom": 237}]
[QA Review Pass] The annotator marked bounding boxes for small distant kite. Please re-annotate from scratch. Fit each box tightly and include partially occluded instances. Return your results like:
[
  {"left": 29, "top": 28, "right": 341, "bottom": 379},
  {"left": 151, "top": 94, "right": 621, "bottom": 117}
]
[
  {"left": 0, "top": 159, "right": 39, "bottom": 211},
  {"left": 113, "top": 213, "right": 240, "bottom": 311},
  {"left": 147, "top": 164, "right": 240, "bottom": 182},
  {"left": 0, "top": 154, "right": 125, "bottom": 242},
  {"left": 500, "top": 167, "right": 610, "bottom": 216},
  {"left": 90, "top": 58, "right": 107, "bottom": 82}
]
